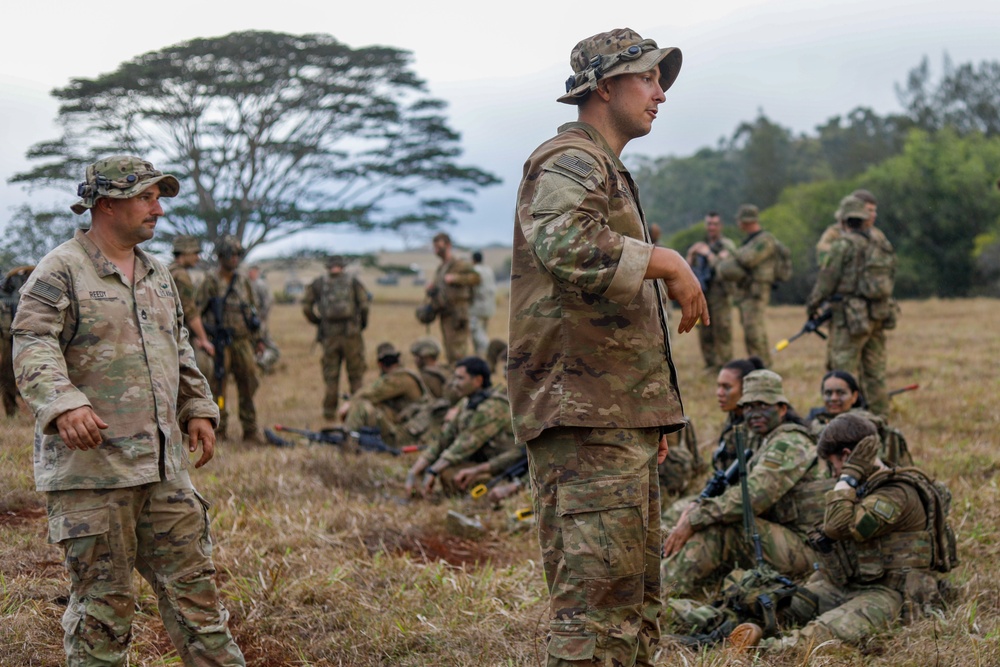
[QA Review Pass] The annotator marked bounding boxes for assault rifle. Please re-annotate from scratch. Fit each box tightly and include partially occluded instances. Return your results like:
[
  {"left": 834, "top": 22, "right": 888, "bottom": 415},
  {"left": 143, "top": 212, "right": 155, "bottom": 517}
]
[
  {"left": 204, "top": 281, "right": 236, "bottom": 411},
  {"left": 699, "top": 449, "right": 753, "bottom": 500},
  {"left": 470, "top": 454, "right": 529, "bottom": 499},
  {"left": 267, "top": 424, "right": 419, "bottom": 456},
  {"left": 774, "top": 304, "right": 833, "bottom": 353}
]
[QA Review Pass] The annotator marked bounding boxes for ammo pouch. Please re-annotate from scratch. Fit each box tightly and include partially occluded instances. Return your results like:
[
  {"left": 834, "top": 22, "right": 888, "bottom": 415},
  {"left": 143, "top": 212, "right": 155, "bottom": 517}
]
[
  {"left": 842, "top": 296, "right": 873, "bottom": 336},
  {"left": 399, "top": 397, "right": 450, "bottom": 437},
  {"left": 854, "top": 529, "right": 934, "bottom": 584},
  {"left": 870, "top": 297, "right": 900, "bottom": 330},
  {"left": 762, "top": 477, "right": 835, "bottom": 533},
  {"left": 809, "top": 530, "right": 856, "bottom": 588}
]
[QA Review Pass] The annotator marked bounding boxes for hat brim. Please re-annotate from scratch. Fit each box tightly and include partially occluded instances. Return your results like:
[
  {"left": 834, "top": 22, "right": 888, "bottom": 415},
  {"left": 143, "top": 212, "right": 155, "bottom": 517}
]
[
  {"left": 737, "top": 393, "right": 790, "bottom": 407},
  {"left": 70, "top": 174, "right": 181, "bottom": 215},
  {"left": 557, "top": 47, "right": 682, "bottom": 105}
]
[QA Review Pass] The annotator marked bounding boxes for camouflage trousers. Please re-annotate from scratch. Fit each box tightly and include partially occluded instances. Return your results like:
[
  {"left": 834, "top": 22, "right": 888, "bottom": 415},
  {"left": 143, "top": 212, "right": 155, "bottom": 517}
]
[
  {"left": 0, "top": 333, "right": 20, "bottom": 417},
  {"left": 697, "top": 288, "right": 733, "bottom": 370},
  {"left": 469, "top": 315, "right": 491, "bottom": 358},
  {"left": 210, "top": 338, "right": 259, "bottom": 439},
  {"left": 827, "top": 313, "right": 888, "bottom": 416},
  {"left": 661, "top": 519, "right": 816, "bottom": 598},
  {"left": 46, "top": 471, "right": 244, "bottom": 667},
  {"left": 734, "top": 290, "right": 771, "bottom": 368},
  {"left": 319, "top": 333, "right": 366, "bottom": 420},
  {"left": 343, "top": 399, "right": 418, "bottom": 448},
  {"left": 528, "top": 426, "right": 662, "bottom": 667},
  {"left": 439, "top": 307, "right": 471, "bottom": 365}
]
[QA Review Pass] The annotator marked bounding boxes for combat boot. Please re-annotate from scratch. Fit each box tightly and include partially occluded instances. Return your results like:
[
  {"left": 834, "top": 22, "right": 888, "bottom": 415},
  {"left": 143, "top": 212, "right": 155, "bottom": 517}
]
[{"left": 727, "top": 622, "right": 763, "bottom": 653}]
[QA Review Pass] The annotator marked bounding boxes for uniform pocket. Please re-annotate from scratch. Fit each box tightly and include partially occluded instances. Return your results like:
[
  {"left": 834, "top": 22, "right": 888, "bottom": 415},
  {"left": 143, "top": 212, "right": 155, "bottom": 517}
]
[
  {"left": 547, "top": 620, "right": 597, "bottom": 661},
  {"left": 49, "top": 506, "right": 114, "bottom": 585}
]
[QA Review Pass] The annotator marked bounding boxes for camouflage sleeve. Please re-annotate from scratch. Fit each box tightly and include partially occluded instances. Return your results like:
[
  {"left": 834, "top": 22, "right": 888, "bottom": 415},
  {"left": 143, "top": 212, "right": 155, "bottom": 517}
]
[
  {"left": 437, "top": 396, "right": 509, "bottom": 466},
  {"left": 806, "top": 239, "right": 849, "bottom": 312},
  {"left": 815, "top": 224, "right": 842, "bottom": 266},
  {"left": 687, "top": 430, "right": 814, "bottom": 530},
  {"left": 170, "top": 272, "right": 219, "bottom": 429},
  {"left": 448, "top": 260, "right": 482, "bottom": 287},
  {"left": 172, "top": 268, "right": 199, "bottom": 325},
  {"left": 732, "top": 233, "right": 776, "bottom": 270},
  {"left": 424, "top": 399, "right": 464, "bottom": 462},
  {"left": 523, "top": 150, "right": 653, "bottom": 305},
  {"left": 356, "top": 373, "right": 412, "bottom": 405},
  {"left": 11, "top": 262, "right": 91, "bottom": 435},
  {"left": 353, "top": 278, "right": 371, "bottom": 317},
  {"left": 824, "top": 483, "right": 916, "bottom": 542},
  {"left": 301, "top": 280, "right": 320, "bottom": 325}
]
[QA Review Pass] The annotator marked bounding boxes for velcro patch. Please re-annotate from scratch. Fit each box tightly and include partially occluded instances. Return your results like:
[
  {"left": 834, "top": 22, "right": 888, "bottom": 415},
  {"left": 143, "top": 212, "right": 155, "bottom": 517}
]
[
  {"left": 554, "top": 154, "right": 594, "bottom": 179},
  {"left": 871, "top": 498, "right": 900, "bottom": 522},
  {"left": 29, "top": 279, "right": 63, "bottom": 306}
]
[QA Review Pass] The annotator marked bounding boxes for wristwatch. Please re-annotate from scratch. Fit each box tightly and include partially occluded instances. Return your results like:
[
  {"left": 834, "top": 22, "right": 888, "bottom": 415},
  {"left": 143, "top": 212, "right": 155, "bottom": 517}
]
[{"left": 839, "top": 474, "right": 860, "bottom": 489}]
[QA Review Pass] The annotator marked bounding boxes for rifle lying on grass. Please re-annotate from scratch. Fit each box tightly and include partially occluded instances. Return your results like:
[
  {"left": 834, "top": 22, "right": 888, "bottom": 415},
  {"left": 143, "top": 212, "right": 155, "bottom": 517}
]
[
  {"left": 470, "top": 455, "right": 529, "bottom": 499},
  {"left": 774, "top": 305, "right": 833, "bottom": 353},
  {"left": 265, "top": 424, "right": 419, "bottom": 456}
]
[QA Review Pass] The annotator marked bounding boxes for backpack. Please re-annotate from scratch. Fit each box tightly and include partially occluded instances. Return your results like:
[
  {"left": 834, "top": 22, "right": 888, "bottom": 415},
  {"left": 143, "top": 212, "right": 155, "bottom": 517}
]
[
  {"left": 856, "top": 236, "right": 896, "bottom": 301},
  {"left": 318, "top": 275, "right": 357, "bottom": 321},
  {"left": 772, "top": 238, "right": 793, "bottom": 284}
]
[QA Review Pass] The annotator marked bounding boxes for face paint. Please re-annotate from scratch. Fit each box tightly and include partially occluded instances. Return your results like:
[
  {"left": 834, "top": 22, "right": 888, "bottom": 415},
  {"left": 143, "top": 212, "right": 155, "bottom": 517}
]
[{"left": 743, "top": 401, "right": 782, "bottom": 435}]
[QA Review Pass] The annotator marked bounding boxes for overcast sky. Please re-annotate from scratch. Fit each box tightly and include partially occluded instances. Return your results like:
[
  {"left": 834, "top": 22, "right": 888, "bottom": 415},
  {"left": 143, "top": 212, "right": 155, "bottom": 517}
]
[{"left": 2, "top": 0, "right": 998, "bottom": 259}]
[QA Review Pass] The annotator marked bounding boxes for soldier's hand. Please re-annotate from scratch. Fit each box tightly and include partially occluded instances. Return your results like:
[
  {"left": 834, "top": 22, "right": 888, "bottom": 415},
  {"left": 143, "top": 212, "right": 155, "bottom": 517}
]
[
  {"left": 55, "top": 406, "right": 108, "bottom": 451},
  {"left": 841, "top": 434, "right": 881, "bottom": 483},
  {"left": 662, "top": 511, "right": 695, "bottom": 558},
  {"left": 187, "top": 417, "right": 216, "bottom": 468},
  {"left": 406, "top": 458, "right": 429, "bottom": 495},
  {"left": 646, "top": 247, "right": 709, "bottom": 334},
  {"left": 657, "top": 434, "right": 670, "bottom": 464}
]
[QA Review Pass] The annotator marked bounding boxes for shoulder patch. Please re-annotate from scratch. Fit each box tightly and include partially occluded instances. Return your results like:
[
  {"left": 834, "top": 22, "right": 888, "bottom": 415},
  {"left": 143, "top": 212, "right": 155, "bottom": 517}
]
[
  {"left": 871, "top": 498, "right": 900, "bottom": 522},
  {"left": 855, "top": 512, "right": 881, "bottom": 539},
  {"left": 29, "top": 279, "right": 64, "bottom": 306},
  {"left": 554, "top": 154, "right": 594, "bottom": 179}
]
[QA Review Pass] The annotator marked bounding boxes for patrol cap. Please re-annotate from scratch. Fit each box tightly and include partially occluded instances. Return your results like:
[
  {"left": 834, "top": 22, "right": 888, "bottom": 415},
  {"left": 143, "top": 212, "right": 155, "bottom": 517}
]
[
  {"left": 215, "top": 235, "right": 244, "bottom": 258},
  {"left": 737, "top": 369, "right": 790, "bottom": 407},
  {"left": 736, "top": 204, "right": 759, "bottom": 222},
  {"left": 172, "top": 235, "right": 201, "bottom": 254},
  {"left": 376, "top": 342, "right": 401, "bottom": 362},
  {"left": 326, "top": 254, "right": 347, "bottom": 268},
  {"left": 410, "top": 337, "right": 441, "bottom": 359},
  {"left": 558, "top": 28, "right": 682, "bottom": 105},
  {"left": 71, "top": 155, "right": 180, "bottom": 215},
  {"left": 836, "top": 195, "right": 868, "bottom": 223}
]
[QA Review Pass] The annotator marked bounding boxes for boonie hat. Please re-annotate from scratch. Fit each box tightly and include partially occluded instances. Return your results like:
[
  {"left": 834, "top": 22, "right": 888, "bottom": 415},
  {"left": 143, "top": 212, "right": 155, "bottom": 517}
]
[
  {"left": 377, "top": 342, "right": 401, "bottom": 362},
  {"left": 836, "top": 195, "right": 868, "bottom": 222},
  {"left": 736, "top": 204, "right": 759, "bottom": 222},
  {"left": 172, "top": 235, "right": 201, "bottom": 254},
  {"left": 410, "top": 337, "right": 441, "bottom": 358},
  {"left": 738, "top": 370, "right": 790, "bottom": 407},
  {"left": 559, "top": 28, "right": 682, "bottom": 105},
  {"left": 71, "top": 155, "right": 179, "bottom": 215}
]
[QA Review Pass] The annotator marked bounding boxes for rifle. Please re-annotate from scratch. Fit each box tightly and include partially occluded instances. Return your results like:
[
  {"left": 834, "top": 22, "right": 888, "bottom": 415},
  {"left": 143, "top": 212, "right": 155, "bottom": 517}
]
[
  {"left": 470, "top": 455, "right": 529, "bottom": 499},
  {"left": 888, "top": 383, "right": 919, "bottom": 398},
  {"left": 773, "top": 305, "right": 832, "bottom": 352},
  {"left": 204, "top": 279, "right": 236, "bottom": 411},
  {"left": 699, "top": 449, "right": 753, "bottom": 500},
  {"left": 269, "top": 424, "right": 419, "bottom": 456}
]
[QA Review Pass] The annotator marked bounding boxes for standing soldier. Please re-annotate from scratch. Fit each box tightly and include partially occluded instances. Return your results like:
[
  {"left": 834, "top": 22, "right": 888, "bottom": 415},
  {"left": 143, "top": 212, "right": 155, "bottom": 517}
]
[
  {"left": 11, "top": 155, "right": 244, "bottom": 666},
  {"left": 806, "top": 195, "right": 897, "bottom": 416},
  {"left": 686, "top": 211, "right": 737, "bottom": 371},
  {"left": 509, "top": 27, "right": 707, "bottom": 667},
  {"left": 302, "top": 255, "right": 371, "bottom": 421},
  {"left": 427, "top": 232, "right": 480, "bottom": 364},
  {"left": 815, "top": 189, "right": 889, "bottom": 265},
  {"left": 168, "top": 236, "right": 214, "bottom": 377},
  {"left": 469, "top": 250, "right": 497, "bottom": 358},
  {"left": 0, "top": 265, "right": 33, "bottom": 417},
  {"left": 718, "top": 204, "right": 778, "bottom": 367},
  {"left": 197, "top": 235, "right": 264, "bottom": 443}
]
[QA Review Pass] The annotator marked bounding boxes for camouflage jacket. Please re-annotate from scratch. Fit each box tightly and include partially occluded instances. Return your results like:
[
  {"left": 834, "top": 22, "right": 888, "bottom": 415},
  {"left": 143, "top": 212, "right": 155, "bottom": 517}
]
[
  {"left": 197, "top": 269, "right": 260, "bottom": 341},
  {"left": 507, "top": 122, "right": 683, "bottom": 443},
  {"left": 424, "top": 386, "right": 518, "bottom": 473},
  {"left": 806, "top": 228, "right": 870, "bottom": 312},
  {"left": 431, "top": 256, "right": 480, "bottom": 316},
  {"left": 815, "top": 222, "right": 890, "bottom": 266},
  {"left": 419, "top": 365, "right": 453, "bottom": 400},
  {"left": 168, "top": 261, "right": 199, "bottom": 334},
  {"left": 687, "top": 422, "right": 827, "bottom": 532},
  {"left": 702, "top": 235, "right": 738, "bottom": 300},
  {"left": 301, "top": 272, "right": 370, "bottom": 336},
  {"left": 724, "top": 230, "right": 778, "bottom": 293},
  {"left": 12, "top": 230, "right": 219, "bottom": 492},
  {"left": 355, "top": 366, "right": 426, "bottom": 421}
]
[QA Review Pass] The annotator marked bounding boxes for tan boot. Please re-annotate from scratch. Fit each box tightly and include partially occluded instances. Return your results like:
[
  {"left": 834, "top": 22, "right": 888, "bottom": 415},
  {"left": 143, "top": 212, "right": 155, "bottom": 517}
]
[{"left": 728, "top": 622, "right": 763, "bottom": 652}]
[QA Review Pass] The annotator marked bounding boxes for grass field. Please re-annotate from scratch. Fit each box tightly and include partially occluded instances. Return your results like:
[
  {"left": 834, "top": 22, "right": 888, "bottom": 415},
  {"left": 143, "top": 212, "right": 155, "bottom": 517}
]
[{"left": 1, "top": 282, "right": 998, "bottom": 666}]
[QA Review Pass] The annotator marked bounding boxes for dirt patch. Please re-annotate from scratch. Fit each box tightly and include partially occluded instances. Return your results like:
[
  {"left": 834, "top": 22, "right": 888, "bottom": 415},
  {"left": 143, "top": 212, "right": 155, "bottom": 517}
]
[
  {"left": 0, "top": 505, "right": 46, "bottom": 527},
  {"left": 387, "top": 529, "right": 514, "bottom": 568}
]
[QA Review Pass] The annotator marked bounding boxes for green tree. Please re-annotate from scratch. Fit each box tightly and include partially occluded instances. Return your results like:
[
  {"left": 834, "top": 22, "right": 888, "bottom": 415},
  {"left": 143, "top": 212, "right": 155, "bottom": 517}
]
[
  {"left": 815, "top": 107, "right": 909, "bottom": 180},
  {"left": 897, "top": 55, "right": 1000, "bottom": 137},
  {"left": 8, "top": 31, "right": 500, "bottom": 254}
]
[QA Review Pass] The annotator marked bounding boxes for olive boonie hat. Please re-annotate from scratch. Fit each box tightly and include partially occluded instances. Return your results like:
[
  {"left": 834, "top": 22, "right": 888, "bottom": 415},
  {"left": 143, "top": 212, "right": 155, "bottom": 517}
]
[
  {"left": 836, "top": 195, "right": 868, "bottom": 222},
  {"left": 376, "top": 342, "right": 401, "bottom": 362},
  {"left": 736, "top": 204, "right": 759, "bottom": 222},
  {"left": 410, "top": 337, "right": 441, "bottom": 358},
  {"left": 558, "top": 28, "right": 682, "bottom": 105},
  {"left": 71, "top": 155, "right": 180, "bottom": 215},
  {"left": 172, "top": 235, "right": 201, "bottom": 254},
  {"left": 738, "top": 369, "right": 790, "bottom": 407}
]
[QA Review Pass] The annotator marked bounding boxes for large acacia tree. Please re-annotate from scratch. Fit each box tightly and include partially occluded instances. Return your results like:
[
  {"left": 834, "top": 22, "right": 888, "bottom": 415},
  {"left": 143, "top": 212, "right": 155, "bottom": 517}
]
[{"left": 9, "top": 31, "right": 499, "bottom": 254}]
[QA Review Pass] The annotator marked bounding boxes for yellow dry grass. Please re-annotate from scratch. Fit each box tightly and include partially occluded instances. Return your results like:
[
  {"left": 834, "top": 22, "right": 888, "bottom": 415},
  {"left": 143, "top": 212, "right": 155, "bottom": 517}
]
[{"left": 1, "top": 276, "right": 998, "bottom": 666}]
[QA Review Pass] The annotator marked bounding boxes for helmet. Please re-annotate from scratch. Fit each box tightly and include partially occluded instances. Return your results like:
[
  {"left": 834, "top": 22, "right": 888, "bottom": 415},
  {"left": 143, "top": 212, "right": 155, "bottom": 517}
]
[
  {"left": 410, "top": 336, "right": 441, "bottom": 358},
  {"left": 172, "top": 235, "right": 201, "bottom": 254}
]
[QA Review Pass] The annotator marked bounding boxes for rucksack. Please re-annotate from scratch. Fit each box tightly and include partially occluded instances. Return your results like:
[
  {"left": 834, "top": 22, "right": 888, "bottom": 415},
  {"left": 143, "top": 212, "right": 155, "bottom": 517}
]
[
  {"left": 318, "top": 275, "right": 357, "bottom": 321},
  {"left": 772, "top": 238, "right": 793, "bottom": 284},
  {"left": 856, "top": 236, "right": 896, "bottom": 301}
]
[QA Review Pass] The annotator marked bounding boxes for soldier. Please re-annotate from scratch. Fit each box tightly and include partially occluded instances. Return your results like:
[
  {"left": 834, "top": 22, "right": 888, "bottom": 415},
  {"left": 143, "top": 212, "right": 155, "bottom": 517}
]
[
  {"left": 717, "top": 204, "right": 778, "bottom": 367},
  {"left": 11, "top": 155, "right": 244, "bottom": 666},
  {"left": 662, "top": 370, "right": 829, "bottom": 597},
  {"left": 657, "top": 417, "right": 704, "bottom": 504},
  {"left": 729, "top": 412, "right": 953, "bottom": 652},
  {"left": 197, "top": 235, "right": 264, "bottom": 443},
  {"left": 427, "top": 232, "right": 480, "bottom": 364},
  {"left": 0, "top": 265, "right": 33, "bottom": 417},
  {"left": 807, "top": 195, "right": 898, "bottom": 416},
  {"left": 302, "top": 255, "right": 371, "bottom": 420},
  {"left": 815, "top": 189, "right": 889, "bottom": 266},
  {"left": 339, "top": 342, "right": 429, "bottom": 447},
  {"left": 686, "top": 211, "right": 737, "bottom": 371},
  {"left": 409, "top": 337, "right": 452, "bottom": 400},
  {"left": 168, "top": 235, "right": 214, "bottom": 379},
  {"left": 406, "top": 357, "right": 520, "bottom": 496},
  {"left": 509, "top": 28, "right": 707, "bottom": 666},
  {"left": 246, "top": 263, "right": 280, "bottom": 374},
  {"left": 649, "top": 222, "right": 663, "bottom": 245},
  {"left": 469, "top": 250, "right": 497, "bottom": 358}
]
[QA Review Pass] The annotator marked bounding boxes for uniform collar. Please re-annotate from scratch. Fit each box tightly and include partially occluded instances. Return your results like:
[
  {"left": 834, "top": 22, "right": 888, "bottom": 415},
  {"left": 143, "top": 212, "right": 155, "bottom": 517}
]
[
  {"left": 74, "top": 229, "right": 153, "bottom": 282},
  {"left": 557, "top": 122, "right": 628, "bottom": 172}
]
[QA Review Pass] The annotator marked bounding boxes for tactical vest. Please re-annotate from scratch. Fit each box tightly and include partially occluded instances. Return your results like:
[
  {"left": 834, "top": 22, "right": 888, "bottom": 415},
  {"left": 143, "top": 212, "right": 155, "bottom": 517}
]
[
  {"left": 384, "top": 368, "right": 429, "bottom": 426},
  {"left": 759, "top": 422, "right": 833, "bottom": 533},
  {"left": 420, "top": 366, "right": 451, "bottom": 399},
  {"left": 317, "top": 274, "right": 358, "bottom": 321}
]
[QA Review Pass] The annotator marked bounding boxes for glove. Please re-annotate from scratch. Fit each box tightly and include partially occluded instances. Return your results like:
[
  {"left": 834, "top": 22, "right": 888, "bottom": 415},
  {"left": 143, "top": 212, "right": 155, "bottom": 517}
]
[{"left": 840, "top": 434, "right": 880, "bottom": 485}]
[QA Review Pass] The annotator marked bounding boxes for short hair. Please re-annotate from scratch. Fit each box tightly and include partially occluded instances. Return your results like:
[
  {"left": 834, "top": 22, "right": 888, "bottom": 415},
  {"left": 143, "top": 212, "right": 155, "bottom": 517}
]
[
  {"left": 705, "top": 211, "right": 720, "bottom": 218},
  {"left": 432, "top": 232, "right": 452, "bottom": 245},
  {"left": 821, "top": 370, "right": 868, "bottom": 409},
  {"left": 722, "top": 356, "right": 766, "bottom": 382},
  {"left": 851, "top": 189, "right": 877, "bottom": 205},
  {"left": 456, "top": 356, "right": 491, "bottom": 389},
  {"left": 472, "top": 250, "right": 484, "bottom": 263},
  {"left": 817, "top": 413, "right": 878, "bottom": 459}
]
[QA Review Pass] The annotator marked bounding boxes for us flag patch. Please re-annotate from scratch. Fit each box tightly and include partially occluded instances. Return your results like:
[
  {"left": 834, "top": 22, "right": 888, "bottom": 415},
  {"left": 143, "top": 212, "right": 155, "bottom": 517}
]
[
  {"left": 29, "top": 279, "right": 63, "bottom": 306},
  {"left": 555, "top": 154, "right": 593, "bottom": 179}
]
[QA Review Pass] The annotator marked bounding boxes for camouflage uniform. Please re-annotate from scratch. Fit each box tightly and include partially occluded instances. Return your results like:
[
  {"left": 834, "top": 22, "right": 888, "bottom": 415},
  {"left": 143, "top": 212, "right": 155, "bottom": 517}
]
[
  {"left": 197, "top": 262, "right": 261, "bottom": 439},
  {"left": 719, "top": 219, "right": 778, "bottom": 367},
  {"left": 168, "top": 237, "right": 213, "bottom": 382},
  {"left": 662, "top": 372, "right": 829, "bottom": 597},
  {"left": 657, "top": 418, "right": 705, "bottom": 502},
  {"left": 13, "top": 215, "right": 242, "bottom": 665},
  {"left": 807, "top": 201, "right": 897, "bottom": 416},
  {"left": 694, "top": 236, "right": 737, "bottom": 370},
  {"left": 0, "top": 265, "right": 32, "bottom": 416},
  {"left": 430, "top": 256, "right": 481, "bottom": 364},
  {"left": 420, "top": 385, "right": 520, "bottom": 494},
  {"left": 509, "top": 29, "right": 686, "bottom": 664},
  {"left": 343, "top": 364, "right": 428, "bottom": 447},
  {"left": 469, "top": 262, "right": 497, "bottom": 357},
  {"left": 808, "top": 407, "right": 913, "bottom": 467},
  {"left": 815, "top": 222, "right": 891, "bottom": 267},
  {"left": 302, "top": 264, "right": 371, "bottom": 420}
]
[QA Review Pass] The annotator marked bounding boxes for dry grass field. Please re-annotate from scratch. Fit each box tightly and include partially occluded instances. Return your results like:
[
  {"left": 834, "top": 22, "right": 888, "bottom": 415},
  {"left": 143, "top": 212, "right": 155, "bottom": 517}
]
[{"left": 1, "top": 268, "right": 998, "bottom": 665}]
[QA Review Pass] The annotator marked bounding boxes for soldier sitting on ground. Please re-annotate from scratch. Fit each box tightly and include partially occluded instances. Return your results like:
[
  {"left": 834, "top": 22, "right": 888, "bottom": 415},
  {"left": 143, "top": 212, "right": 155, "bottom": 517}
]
[{"left": 409, "top": 337, "right": 453, "bottom": 400}]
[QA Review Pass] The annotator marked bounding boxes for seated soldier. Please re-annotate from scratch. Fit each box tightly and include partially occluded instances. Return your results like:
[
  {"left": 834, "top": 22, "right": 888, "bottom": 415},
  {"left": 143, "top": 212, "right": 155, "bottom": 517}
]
[
  {"left": 661, "top": 370, "right": 832, "bottom": 597},
  {"left": 728, "top": 412, "right": 954, "bottom": 652},
  {"left": 658, "top": 416, "right": 705, "bottom": 504},
  {"left": 405, "top": 357, "right": 520, "bottom": 496},
  {"left": 410, "top": 337, "right": 454, "bottom": 400},
  {"left": 339, "top": 342, "right": 428, "bottom": 447}
]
